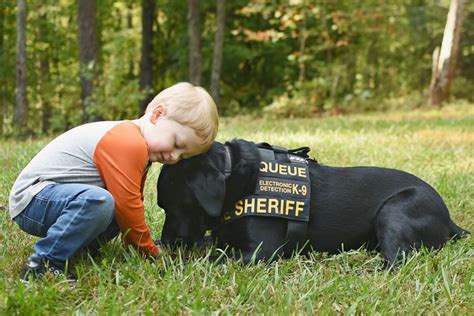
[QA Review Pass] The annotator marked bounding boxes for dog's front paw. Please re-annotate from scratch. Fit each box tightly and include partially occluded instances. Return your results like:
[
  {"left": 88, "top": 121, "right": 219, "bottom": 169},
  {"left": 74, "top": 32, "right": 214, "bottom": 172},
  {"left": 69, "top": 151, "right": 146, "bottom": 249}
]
[{"left": 197, "top": 235, "right": 215, "bottom": 248}]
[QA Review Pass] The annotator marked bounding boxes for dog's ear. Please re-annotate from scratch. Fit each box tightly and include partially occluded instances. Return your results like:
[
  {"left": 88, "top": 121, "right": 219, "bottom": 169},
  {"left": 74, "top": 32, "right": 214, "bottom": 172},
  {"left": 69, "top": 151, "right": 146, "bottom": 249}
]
[{"left": 190, "top": 164, "right": 226, "bottom": 217}]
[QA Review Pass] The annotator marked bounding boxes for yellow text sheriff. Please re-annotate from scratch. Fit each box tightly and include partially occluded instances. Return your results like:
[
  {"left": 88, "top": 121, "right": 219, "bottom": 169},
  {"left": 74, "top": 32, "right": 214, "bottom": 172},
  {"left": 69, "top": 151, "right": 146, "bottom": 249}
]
[{"left": 224, "top": 197, "right": 305, "bottom": 220}]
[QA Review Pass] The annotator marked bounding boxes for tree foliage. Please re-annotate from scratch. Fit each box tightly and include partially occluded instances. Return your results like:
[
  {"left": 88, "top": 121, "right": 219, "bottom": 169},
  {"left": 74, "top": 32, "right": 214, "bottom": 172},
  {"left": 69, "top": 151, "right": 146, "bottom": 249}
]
[{"left": 1, "top": 0, "right": 472, "bottom": 134}]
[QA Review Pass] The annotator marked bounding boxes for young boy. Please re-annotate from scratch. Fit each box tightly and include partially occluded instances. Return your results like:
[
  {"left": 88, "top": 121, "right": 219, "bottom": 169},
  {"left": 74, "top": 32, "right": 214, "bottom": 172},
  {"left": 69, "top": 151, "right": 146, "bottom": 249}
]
[{"left": 9, "top": 82, "right": 219, "bottom": 282}]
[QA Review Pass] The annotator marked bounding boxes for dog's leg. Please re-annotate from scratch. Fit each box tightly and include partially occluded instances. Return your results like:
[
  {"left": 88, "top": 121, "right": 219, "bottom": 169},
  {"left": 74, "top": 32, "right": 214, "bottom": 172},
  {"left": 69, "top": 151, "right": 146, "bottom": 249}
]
[{"left": 374, "top": 187, "right": 452, "bottom": 269}]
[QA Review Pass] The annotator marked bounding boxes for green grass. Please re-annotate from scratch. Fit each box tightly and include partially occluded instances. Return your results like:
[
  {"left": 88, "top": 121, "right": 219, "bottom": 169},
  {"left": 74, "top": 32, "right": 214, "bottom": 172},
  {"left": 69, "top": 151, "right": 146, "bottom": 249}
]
[{"left": 1, "top": 102, "right": 473, "bottom": 314}]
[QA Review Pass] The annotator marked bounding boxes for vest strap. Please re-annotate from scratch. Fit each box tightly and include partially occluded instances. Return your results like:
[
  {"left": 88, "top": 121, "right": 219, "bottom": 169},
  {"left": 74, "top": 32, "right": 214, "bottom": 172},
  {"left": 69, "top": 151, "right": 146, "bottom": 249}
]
[
  {"left": 284, "top": 220, "right": 308, "bottom": 255},
  {"left": 223, "top": 145, "right": 232, "bottom": 179},
  {"left": 258, "top": 147, "right": 275, "bottom": 161}
]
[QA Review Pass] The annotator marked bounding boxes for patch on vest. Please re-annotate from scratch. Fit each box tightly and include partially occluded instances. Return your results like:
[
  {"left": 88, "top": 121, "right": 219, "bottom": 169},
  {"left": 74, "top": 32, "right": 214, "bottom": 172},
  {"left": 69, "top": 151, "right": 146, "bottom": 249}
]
[{"left": 223, "top": 159, "right": 310, "bottom": 223}]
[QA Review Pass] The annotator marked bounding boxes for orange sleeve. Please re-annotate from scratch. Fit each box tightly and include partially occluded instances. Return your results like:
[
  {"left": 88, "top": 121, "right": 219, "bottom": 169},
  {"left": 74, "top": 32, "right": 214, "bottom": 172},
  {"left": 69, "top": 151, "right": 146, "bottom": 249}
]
[{"left": 93, "top": 122, "right": 159, "bottom": 257}]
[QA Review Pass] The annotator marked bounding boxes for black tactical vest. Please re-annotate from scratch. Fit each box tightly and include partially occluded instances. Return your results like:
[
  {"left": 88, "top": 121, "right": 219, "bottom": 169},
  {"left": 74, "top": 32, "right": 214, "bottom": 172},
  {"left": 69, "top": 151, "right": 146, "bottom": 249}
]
[{"left": 222, "top": 143, "right": 314, "bottom": 254}]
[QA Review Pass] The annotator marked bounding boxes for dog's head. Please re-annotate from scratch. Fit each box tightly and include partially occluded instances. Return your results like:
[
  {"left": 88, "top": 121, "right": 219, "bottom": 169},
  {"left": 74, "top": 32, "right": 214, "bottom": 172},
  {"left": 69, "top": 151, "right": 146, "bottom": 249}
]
[
  {"left": 158, "top": 143, "right": 227, "bottom": 246},
  {"left": 157, "top": 140, "right": 260, "bottom": 247}
]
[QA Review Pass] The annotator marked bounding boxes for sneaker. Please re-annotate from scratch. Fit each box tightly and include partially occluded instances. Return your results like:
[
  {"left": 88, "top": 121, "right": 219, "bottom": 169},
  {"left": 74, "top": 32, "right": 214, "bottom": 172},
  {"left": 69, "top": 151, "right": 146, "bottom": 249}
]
[{"left": 20, "top": 259, "right": 76, "bottom": 283}]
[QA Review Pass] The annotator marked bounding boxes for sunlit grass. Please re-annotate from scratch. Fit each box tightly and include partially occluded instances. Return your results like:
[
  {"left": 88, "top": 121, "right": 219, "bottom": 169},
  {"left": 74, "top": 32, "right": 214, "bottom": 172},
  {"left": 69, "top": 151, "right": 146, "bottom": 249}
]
[{"left": 0, "top": 102, "right": 472, "bottom": 314}]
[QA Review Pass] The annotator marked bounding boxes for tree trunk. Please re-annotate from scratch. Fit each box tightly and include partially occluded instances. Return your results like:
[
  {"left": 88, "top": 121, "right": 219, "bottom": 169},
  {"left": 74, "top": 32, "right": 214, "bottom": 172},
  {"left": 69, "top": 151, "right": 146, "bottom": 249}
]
[
  {"left": 77, "top": 0, "right": 98, "bottom": 123},
  {"left": 128, "top": 3, "right": 135, "bottom": 79},
  {"left": 298, "top": 6, "right": 307, "bottom": 82},
  {"left": 140, "top": 0, "right": 156, "bottom": 114},
  {"left": 15, "top": 0, "right": 28, "bottom": 135},
  {"left": 210, "top": 0, "right": 225, "bottom": 105},
  {"left": 188, "top": 0, "right": 201, "bottom": 85},
  {"left": 39, "top": 12, "right": 51, "bottom": 133},
  {"left": 429, "top": 0, "right": 465, "bottom": 106}
]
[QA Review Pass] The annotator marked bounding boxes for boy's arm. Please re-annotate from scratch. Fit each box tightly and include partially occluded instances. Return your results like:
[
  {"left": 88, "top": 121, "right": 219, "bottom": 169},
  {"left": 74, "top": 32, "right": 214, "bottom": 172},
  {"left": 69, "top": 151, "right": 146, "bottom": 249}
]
[{"left": 93, "top": 123, "right": 159, "bottom": 257}]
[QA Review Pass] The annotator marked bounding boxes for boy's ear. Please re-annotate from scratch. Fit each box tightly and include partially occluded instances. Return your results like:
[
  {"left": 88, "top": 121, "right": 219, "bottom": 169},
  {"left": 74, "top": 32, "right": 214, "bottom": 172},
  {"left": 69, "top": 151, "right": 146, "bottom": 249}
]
[
  {"left": 191, "top": 163, "right": 226, "bottom": 217},
  {"left": 150, "top": 104, "right": 167, "bottom": 123}
]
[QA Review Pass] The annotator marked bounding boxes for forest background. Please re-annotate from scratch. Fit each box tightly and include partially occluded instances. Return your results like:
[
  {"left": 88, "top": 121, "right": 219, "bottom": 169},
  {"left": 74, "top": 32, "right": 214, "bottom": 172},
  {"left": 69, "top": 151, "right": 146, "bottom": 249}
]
[{"left": 1, "top": 0, "right": 473, "bottom": 136}]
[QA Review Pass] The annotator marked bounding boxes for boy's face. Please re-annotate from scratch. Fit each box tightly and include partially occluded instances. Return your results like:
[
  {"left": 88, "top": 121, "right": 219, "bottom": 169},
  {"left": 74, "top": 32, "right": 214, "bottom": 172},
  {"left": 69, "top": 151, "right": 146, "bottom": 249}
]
[{"left": 144, "top": 105, "right": 204, "bottom": 164}]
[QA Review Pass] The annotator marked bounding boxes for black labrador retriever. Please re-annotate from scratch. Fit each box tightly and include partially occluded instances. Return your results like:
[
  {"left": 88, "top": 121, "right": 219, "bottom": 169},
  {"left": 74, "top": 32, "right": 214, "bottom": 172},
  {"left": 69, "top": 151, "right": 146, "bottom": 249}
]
[{"left": 157, "top": 139, "right": 468, "bottom": 267}]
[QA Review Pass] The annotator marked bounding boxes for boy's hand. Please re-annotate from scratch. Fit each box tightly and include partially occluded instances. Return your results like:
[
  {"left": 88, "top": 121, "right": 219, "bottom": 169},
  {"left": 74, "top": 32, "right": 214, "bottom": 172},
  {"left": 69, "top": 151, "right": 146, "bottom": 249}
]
[
  {"left": 148, "top": 240, "right": 162, "bottom": 268},
  {"left": 154, "top": 239, "right": 163, "bottom": 255}
]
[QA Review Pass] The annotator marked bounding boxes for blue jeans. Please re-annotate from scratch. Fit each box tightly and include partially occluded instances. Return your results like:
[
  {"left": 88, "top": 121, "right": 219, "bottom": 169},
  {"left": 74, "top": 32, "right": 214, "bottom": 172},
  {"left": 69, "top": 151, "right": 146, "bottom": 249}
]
[{"left": 14, "top": 183, "right": 120, "bottom": 264}]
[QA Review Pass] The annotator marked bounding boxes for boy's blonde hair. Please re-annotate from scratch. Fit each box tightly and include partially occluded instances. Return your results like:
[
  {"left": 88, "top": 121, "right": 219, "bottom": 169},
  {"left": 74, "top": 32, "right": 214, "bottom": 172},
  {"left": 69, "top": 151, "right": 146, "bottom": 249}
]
[{"left": 146, "top": 82, "right": 219, "bottom": 151}]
